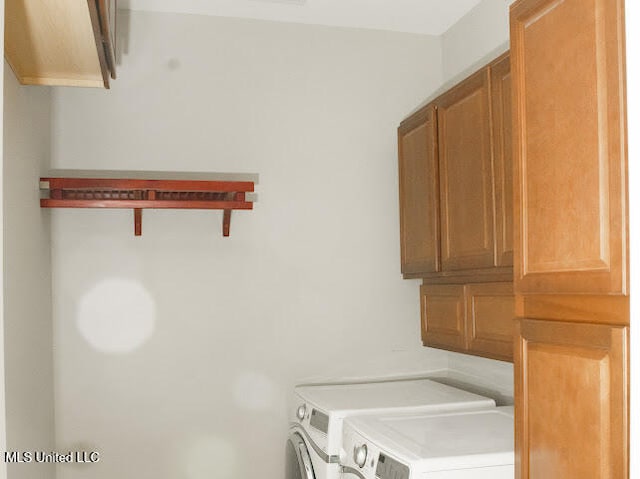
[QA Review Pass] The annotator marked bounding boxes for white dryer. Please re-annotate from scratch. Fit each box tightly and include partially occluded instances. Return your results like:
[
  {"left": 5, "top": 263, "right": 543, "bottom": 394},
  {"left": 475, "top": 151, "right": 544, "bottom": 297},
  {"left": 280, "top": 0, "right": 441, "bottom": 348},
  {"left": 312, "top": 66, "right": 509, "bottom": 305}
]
[
  {"left": 341, "top": 406, "right": 514, "bottom": 479},
  {"left": 286, "top": 379, "right": 496, "bottom": 479}
]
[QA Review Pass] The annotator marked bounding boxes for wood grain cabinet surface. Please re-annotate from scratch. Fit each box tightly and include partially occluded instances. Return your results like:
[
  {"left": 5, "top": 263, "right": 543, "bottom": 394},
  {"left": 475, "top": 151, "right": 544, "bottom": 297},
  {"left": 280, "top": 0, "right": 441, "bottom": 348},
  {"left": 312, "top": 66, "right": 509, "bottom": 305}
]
[
  {"left": 420, "top": 284, "right": 466, "bottom": 353},
  {"left": 5, "top": 0, "right": 117, "bottom": 88},
  {"left": 511, "top": 0, "right": 627, "bottom": 295},
  {"left": 515, "top": 319, "right": 628, "bottom": 479},
  {"left": 421, "top": 282, "right": 514, "bottom": 361},
  {"left": 510, "top": 0, "right": 629, "bottom": 477},
  {"left": 398, "top": 105, "right": 440, "bottom": 276},
  {"left": 436, "top": 68, "right": 495, "bottom": 272},
  {"left": 399, "top": 53, "right": 513, "bottom": 284},
  {"left": 490, "top": 54, "right": 514, "bottom": 268}
]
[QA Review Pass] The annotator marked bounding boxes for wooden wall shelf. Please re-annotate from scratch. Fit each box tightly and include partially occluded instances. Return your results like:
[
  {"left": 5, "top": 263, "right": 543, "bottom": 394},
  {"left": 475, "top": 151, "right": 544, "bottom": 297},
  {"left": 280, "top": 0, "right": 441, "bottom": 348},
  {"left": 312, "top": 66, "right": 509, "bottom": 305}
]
[{"left": 40, "top": 176, "right": 255, "bottom": 237}]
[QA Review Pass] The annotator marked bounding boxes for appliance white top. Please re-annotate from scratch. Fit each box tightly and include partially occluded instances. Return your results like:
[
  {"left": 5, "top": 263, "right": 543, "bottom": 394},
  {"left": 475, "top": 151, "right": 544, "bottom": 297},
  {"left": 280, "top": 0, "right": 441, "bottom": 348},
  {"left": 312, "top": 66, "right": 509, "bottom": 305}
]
[
  {"left": 347, "top": 406, "right": 514, "bottom": 471},
  {"left": 294, "top": 379, "right": 495, "bottom": 417}
]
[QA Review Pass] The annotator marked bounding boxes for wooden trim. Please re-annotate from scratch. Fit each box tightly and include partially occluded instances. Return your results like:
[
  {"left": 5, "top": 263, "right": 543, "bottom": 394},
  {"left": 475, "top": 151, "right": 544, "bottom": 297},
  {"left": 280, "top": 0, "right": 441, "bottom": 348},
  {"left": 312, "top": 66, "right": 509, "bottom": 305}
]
[
  {"left": 515, "top": 294, "right": 629, "bottom": 326},
  {"left": 411, "top": 266, "right": 513, "bottom": 283},
  {"left": 97, "top": 0, "right": 116, "bottom": 79},
  {"left": 41, "top": 199, "right": 253, "bottom": 210},
  {"left": 399, "top": 103, "right": 436, "bottom": 130},
  {"left": 489, "top": 52, "right": 513, "bottom": 267},
  {"left": 87, "top": 0, "right": 110, "bottom": 89},
  {"left": 41, "top": 178, "right": 255, "bottom": 192},
  {"left": 16, "top": 77, "right": 106, "bottom": 88}
]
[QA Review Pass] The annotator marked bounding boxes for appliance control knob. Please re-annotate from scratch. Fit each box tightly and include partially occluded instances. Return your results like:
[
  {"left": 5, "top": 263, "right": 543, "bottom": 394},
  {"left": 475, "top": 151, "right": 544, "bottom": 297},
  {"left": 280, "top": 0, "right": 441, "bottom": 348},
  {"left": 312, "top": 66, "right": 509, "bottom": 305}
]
[
  {"left": 354, "top": 444, "right": 368, "bottom": 468},
  {"left": 296, "top": 404, "right": 307, "bottom": 421}
]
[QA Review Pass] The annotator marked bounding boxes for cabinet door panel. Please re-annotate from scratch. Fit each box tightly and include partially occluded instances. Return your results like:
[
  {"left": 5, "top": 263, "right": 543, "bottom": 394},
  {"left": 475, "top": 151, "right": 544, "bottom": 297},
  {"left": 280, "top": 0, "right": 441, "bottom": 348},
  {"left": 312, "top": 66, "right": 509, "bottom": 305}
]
[
  {"left": 511, "top": 0, "right": 627, "bottom": 294},
  {"left": 515, "top": 319, "right": 628, "bottom": 479},
  {"left": 466, "top": 282, "right": 514, "bottom": 361},
  {"left": 490, "top": 54, "right": 513, "bottom": 267},
  {"left": 420, "top": 284, "right": 465, "bottom": 352},
  {"left": 398, "top": 106, "right": 440, "bottom": 276},
  {"left": 437, "top": 70, "right": 495, "bottom": 271}
]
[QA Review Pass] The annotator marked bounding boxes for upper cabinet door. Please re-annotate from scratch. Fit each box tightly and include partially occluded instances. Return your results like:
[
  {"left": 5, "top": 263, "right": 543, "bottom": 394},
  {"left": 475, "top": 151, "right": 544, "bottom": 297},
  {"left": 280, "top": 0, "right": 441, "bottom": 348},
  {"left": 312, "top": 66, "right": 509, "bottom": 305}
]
[
  {"left": 436, "top": 70, "right": 495, "bottom": 272},
  {"left": 510, "top": 0, "right": 627, "bottom": 294},
  {"left": 490, "top": 54, "right": 513, "bottom": 267},
  {"left": 398, "top": 105, "right": 440, "bottom": 276}
]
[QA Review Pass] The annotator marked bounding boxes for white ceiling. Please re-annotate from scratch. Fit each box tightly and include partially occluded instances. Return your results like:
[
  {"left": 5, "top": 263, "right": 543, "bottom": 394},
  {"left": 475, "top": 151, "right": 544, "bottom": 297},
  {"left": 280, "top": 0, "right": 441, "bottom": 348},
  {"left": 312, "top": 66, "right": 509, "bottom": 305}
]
[{"left": 119, "top": 0, "right": 483, "bottom": 36}]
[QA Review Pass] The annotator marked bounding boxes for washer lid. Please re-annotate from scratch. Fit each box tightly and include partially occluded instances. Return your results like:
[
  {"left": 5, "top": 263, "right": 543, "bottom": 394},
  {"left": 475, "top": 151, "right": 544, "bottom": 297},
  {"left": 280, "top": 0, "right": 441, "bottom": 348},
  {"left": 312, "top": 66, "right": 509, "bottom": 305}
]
[
  {"left": 294, "top": 379, "right": 495, "bottom": 417},
  {"left": 347, "top": 406, "right": 514, "bottom": 472}
]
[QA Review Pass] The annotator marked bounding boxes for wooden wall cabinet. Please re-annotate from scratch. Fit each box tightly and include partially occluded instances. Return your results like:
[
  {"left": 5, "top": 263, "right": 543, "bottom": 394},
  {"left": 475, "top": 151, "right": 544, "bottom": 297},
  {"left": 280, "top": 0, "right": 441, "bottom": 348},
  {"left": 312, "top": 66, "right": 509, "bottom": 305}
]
[
  {"left": 5, "top": 0, "right": 117, "bottom": 88},
  {"left": 399, "top": 53, "right": 513, "bottom": 284},
  {"left": 510, "top": 0, "right": 629, "bottom": 477},
  {"left": 511, "top": 0, "right": 627, "bottom": 295},
  {"left": 421, "top": 282, "right": 514, "bottom": 362}
]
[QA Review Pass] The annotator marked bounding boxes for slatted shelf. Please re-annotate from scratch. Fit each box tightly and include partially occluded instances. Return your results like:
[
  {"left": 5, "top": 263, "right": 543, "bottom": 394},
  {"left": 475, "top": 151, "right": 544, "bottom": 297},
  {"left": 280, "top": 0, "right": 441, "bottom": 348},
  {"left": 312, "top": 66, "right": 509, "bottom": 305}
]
[{"left": 40, "top": 176, "right": 255, "bottom": 237}]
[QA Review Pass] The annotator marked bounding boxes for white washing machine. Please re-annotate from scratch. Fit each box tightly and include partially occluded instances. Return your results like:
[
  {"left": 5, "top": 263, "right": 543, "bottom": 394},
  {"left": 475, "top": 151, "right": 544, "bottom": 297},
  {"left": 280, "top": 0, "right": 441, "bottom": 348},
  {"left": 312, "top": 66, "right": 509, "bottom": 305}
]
[
  {"left": 341, "top": 406, "right": 514, "bottom": 479},
  {"left": 286, "top": 379, "right": 497, "bottom": 479}
]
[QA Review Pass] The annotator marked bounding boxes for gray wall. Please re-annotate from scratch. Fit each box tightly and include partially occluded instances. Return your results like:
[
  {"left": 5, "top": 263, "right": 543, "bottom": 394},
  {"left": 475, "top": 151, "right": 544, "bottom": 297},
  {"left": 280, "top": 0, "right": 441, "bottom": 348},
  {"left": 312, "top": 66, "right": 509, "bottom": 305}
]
[
  {"left": 3, "top": 62, "right": 54, "bottom": 479},
  {"left": 50, "top": 11, "right": 448, "bottom": 479},
  {"left": 0, "top": 2, "right": 6, "bottom": 476},
  {"left": 441, "top": 0, "right": 512, "bottom": 81},
  {"left": 437, "top": 0, "right": 514, "bottom": 400}
]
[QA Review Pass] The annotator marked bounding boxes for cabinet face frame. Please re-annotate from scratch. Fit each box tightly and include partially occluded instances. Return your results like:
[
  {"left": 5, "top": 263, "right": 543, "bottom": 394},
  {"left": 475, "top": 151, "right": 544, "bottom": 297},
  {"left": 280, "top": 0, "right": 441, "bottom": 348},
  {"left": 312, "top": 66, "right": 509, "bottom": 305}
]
[
  {"left": 436, "top": 69, "right": 496, "bottom": 272},
  {"left": 510, "top": 0, "right": 628, "bottom": 295},
  {"left": 515, "top": 318, "right": 628, "bottom": 479},
  {"left": 398, "top": 105, "right": 441, "bottom": 276},
  {"left": 490, "top": 53, "right": 514, "bottom": 267}
]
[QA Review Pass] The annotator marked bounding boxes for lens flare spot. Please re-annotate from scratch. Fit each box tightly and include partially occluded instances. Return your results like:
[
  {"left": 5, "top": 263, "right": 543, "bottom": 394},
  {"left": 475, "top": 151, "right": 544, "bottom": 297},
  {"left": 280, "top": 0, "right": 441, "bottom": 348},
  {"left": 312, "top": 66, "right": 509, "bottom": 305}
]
[{"left": 77, "top": 278, "right": 155, "bottom": 354}]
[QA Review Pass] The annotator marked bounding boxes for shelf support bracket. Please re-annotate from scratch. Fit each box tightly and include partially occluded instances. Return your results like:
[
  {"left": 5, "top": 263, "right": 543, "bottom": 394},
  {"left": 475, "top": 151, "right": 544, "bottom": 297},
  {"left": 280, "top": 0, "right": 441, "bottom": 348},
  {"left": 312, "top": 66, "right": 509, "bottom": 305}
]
[
  {"left": 223, "top": 209, "right": 231, "bottom": 237},
  {"left": 134, "top": 208, "right": 142, "bottom": 236}
]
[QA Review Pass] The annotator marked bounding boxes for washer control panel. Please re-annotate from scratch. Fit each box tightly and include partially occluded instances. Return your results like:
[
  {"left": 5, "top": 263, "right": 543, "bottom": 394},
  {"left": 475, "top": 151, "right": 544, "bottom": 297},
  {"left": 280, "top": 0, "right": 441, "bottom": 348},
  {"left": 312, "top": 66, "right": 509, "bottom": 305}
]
[
  {"left": 310, "top": 409, "right": 329, "bottom": 434},
  {"left": 375, "top": 453, "right": 409, "bottom": 479},
  {"left": 342, "top": 421, "right": 410, "bottom": 479}
]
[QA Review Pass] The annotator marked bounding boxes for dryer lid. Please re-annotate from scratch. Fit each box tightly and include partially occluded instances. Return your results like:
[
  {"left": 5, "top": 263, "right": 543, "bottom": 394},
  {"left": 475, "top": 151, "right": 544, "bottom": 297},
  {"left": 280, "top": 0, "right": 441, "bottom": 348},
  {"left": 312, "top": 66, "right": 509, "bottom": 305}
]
[
  {"left": 294, "top": 379, "right": 495, "bottom": 417},
  {"left": 347, "top": 407, "right": 514, "bottom": 472}
]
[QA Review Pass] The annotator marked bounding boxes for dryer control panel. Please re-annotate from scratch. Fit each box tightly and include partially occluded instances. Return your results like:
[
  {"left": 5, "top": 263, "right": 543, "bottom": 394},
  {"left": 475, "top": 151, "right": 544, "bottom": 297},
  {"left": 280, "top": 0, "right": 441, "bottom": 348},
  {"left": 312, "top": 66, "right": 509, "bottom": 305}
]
[{"left": 376, "top": 453, "right": 409, "bottom": 479}]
